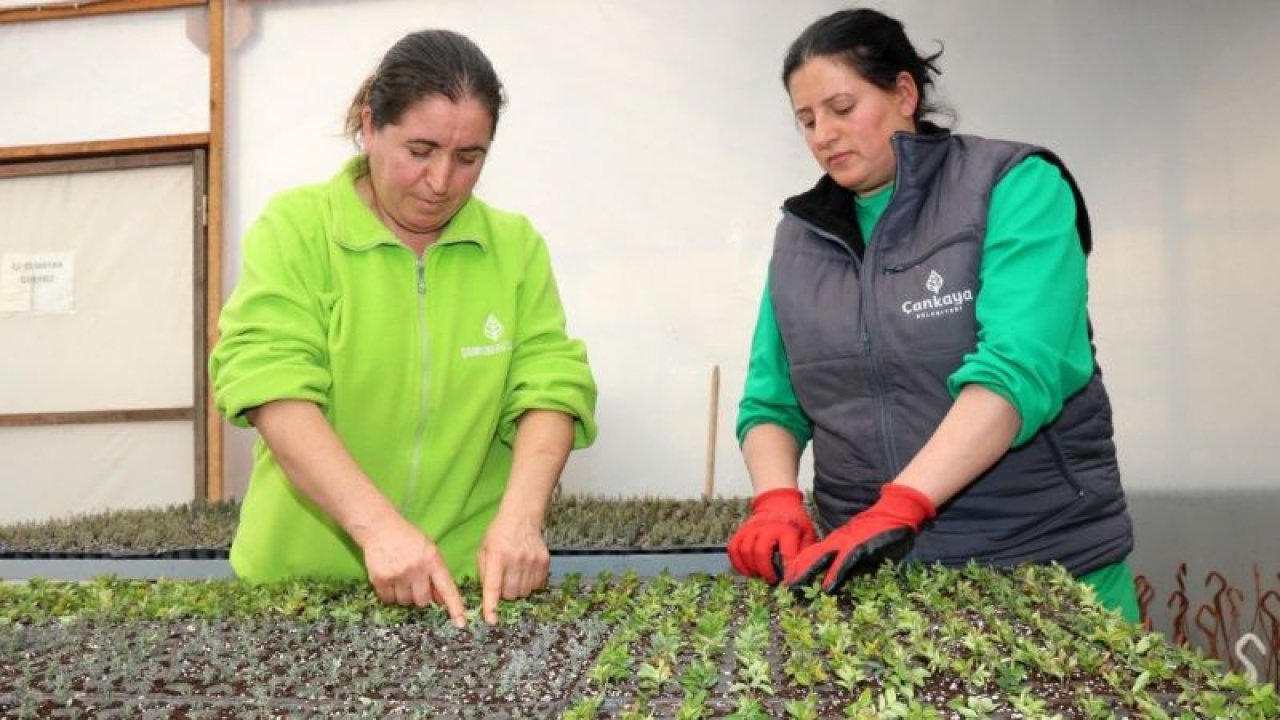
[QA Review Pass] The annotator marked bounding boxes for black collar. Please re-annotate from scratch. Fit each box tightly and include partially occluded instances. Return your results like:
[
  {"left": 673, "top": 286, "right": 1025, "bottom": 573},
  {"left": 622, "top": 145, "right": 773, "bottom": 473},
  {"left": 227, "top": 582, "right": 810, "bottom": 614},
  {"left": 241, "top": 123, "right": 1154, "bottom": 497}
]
[{"left": 782, "top": 174, "right": 866, "bottom": 259}]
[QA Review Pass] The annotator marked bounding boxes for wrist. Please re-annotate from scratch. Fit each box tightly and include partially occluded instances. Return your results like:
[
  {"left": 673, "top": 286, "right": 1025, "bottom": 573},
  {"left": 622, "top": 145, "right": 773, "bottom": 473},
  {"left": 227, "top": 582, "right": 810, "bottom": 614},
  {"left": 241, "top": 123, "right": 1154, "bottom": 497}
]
[
  {"left": 495, "top": 492, "right": 549, "bottom": 532},
  {"left": 346, "top": 501, "right": 407, "bottom": 549},
  {"left": 751, "top": 487, "right": 805, "bottom": 514},
  {"left": 878, "top": 483, "right": 937, "bottom": 526}
]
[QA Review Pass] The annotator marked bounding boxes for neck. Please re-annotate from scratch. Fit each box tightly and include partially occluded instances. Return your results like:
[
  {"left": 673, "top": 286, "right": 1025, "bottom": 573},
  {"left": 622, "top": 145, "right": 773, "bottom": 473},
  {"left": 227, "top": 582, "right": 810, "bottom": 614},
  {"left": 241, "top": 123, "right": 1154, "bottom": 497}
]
[{"left": 356, "top": 176, "right": 441, "bottom": 255}]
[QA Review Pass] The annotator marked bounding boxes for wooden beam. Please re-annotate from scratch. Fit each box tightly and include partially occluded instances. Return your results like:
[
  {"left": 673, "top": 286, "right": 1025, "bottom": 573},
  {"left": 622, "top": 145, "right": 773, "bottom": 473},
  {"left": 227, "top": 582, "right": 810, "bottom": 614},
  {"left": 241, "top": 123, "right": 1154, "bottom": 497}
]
[
  {"left": 0, "top": 150, "right": 194, "bottom": 179},
  {"left": 0, "top": 0, "right": 205, "bottom": 25},
  {"left": 0, "top": 408, "right": 194, "bottom": 428},
  {"left": 192, "top": 149, "right": 210, "bottom": 504},
  {"left": 205, "top": 0, "right": 225, "bottom": 502},
  {"left": 0, "top": 133, "right": 210, "bottom": 163}
]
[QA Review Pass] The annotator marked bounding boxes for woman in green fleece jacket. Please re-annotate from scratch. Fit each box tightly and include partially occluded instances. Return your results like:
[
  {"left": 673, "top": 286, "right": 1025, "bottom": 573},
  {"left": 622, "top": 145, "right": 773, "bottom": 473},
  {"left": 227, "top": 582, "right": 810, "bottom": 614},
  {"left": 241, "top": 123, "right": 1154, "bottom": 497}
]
[
  {"left": 728, "top": 8, "right": 1139, "bottom": 621},
  {"left": 210, "top": 30, "right": 597, "bottom": 627}
]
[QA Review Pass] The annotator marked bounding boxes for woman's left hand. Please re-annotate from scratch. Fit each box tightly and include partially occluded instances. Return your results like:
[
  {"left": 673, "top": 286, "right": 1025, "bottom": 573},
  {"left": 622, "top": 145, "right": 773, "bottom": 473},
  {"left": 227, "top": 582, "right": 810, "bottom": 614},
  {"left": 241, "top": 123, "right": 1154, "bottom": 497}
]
[{"left": 476, "top": 509, "right": 551, "bottom": 625}]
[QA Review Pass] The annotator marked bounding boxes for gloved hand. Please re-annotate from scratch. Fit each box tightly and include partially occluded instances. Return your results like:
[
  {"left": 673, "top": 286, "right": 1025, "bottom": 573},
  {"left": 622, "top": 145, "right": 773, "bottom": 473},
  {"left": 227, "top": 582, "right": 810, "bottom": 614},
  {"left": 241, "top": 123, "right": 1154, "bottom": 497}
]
[
  {"left": 727, "top": 488, "right": 818, "bottom": 584},
  {"left": 785, "top": 483, "right": 936, "bottom": 593}
]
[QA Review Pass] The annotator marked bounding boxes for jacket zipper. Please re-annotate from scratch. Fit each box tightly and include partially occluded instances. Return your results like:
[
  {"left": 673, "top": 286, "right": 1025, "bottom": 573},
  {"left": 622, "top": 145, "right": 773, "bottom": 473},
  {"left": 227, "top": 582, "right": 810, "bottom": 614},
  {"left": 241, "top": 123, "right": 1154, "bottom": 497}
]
[{"left": 403, "top": 253, "right": 432, "bottom": 512}]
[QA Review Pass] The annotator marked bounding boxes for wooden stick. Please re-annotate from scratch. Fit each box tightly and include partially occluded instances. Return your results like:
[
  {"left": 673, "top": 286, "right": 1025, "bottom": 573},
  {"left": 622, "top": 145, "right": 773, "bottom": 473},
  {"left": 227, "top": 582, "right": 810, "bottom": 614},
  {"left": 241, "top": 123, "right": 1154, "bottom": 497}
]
[
  {"left": 206, "top": 0, "right": 226, "bottom": 502},
  {"left": 703, "top": 364, "right": 720, "bottom": 502}
]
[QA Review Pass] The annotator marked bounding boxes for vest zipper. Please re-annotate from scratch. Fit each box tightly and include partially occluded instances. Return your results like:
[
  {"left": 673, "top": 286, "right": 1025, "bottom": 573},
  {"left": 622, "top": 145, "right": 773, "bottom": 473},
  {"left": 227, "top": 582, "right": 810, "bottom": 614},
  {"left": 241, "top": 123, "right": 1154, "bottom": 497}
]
[
  {"left": 788, "top": 212, "right": 902, "bottom": 473},
  {"left": 403, "top": 253, "right": 432, "bottom": 512},
  {"left": 862, "top": 250, "right": 902, "bottom": 475}
]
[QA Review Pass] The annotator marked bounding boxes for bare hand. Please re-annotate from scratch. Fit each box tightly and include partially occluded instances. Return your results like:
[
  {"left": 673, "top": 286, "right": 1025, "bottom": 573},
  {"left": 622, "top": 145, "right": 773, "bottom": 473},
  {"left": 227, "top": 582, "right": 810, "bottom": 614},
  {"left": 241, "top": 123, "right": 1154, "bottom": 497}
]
[
  {"left": 477, "top": 511, "right": 550, "bottom": 625},
  {"left": 361, "top": 516, "right": 466, "bottom": 627}
]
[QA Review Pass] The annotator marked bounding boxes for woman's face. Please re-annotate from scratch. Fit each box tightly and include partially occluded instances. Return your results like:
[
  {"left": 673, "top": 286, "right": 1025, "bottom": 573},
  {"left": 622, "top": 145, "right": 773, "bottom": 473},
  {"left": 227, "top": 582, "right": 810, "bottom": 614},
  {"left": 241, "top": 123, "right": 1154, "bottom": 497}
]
[
  {"left": 787, "top": 57, "right": 918, "bottom": 195},
  {"left": 361, "top": 94, "right": 493, "bottom": 244}
]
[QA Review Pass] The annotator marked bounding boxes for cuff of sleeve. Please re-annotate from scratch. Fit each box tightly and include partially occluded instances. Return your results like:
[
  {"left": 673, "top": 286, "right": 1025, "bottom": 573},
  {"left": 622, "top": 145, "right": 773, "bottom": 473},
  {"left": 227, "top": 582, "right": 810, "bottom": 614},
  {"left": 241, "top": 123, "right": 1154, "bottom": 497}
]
[
  {"left": 736, "top": 417, "right": 812, "bottom": 449},
  {"left": 947, "top": 369, "right": 1035, "bottom": 448},
  {"left": 498, "top": 398, "right": 598, "bottom": 450},
  {"left": 215, "top": 366, "right": 331, "bottom": 428}
]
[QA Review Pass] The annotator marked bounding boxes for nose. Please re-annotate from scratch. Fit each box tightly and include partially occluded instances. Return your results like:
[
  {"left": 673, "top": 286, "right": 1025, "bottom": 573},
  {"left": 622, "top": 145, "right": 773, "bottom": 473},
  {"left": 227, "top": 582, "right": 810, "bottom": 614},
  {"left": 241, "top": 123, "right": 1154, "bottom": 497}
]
[
  {"left": 812, "top": 112, "right": 838, "bottom": 148},
  {"left": 422, "top": 155, "right": 452, "bottom": 196}
]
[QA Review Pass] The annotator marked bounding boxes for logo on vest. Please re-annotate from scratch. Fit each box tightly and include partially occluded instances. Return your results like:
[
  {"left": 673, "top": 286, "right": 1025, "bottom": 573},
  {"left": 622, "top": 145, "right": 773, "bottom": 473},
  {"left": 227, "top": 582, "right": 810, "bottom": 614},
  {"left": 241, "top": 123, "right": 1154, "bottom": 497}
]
[
  {"left": 901, "top": 269, "right": 973, "bottom": 320},
  {"left": 461, "top": 313, "right": 513, "bottom": 359}
]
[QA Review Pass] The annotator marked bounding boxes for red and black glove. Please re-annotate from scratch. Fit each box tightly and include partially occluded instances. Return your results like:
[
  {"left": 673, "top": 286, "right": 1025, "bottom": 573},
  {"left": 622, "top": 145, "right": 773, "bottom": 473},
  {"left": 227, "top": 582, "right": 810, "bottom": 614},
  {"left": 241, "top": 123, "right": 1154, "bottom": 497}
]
[
  {"left": 784, "top": 483, "right": 936, "bottom": 593},
  {"left": 727, "top": 488, "right": 817, "bottom": 584}
]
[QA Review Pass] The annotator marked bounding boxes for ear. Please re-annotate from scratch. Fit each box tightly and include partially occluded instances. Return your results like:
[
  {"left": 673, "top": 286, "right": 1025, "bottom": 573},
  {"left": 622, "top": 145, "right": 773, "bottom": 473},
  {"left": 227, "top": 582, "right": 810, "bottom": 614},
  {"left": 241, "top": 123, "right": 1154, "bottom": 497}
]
[
  {"left": 894, "top": 71, "right": 920, "bottom": 120},
  {"left": 360, "top": 105, "right": 375, "bottom": 149}
]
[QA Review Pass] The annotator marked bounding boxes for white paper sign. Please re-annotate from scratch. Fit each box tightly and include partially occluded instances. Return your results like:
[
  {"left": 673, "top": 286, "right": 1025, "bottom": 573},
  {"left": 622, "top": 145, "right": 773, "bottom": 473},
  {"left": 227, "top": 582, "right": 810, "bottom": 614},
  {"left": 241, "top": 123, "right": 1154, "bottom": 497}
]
[{"left": 0, "top": 252, "right": 76, "bottom": 314}]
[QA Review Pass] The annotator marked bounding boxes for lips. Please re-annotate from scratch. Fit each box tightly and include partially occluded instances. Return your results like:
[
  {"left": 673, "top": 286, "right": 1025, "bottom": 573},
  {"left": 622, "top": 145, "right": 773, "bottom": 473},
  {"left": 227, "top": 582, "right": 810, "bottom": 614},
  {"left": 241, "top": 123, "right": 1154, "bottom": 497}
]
[{"left": 826, "top": 151, "right": 853, "bottom": 166}]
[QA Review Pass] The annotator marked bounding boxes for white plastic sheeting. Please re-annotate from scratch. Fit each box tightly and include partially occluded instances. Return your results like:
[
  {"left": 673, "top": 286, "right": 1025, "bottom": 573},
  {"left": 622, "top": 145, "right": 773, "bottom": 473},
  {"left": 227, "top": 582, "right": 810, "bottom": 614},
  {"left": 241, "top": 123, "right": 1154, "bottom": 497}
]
[
  {"left": 0, "top": 8, "right": 207, "bottom": 146},
  {"left": 0, "top": 162, "right": 196, "bottom": 522},
  {"left": 0, "top": 422, "right": 194, "bottom": 525},
  {"left": 223, "top": 0, "right": 1280, "bottom": 498},
  {"left": 0, "top": 1, "right": 1277, "bottom": 505}
]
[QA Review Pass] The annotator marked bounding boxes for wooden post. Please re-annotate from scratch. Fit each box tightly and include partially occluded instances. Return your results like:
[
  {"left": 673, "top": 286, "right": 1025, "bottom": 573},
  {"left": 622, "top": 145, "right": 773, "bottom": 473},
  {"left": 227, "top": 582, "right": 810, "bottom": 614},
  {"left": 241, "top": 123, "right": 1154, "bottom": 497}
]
[
  {"left": 703, "top": 364, "right": 720, "bottom": 502},
  {"left": 206, "top": 0, "right": 226, "bottom": 501}
]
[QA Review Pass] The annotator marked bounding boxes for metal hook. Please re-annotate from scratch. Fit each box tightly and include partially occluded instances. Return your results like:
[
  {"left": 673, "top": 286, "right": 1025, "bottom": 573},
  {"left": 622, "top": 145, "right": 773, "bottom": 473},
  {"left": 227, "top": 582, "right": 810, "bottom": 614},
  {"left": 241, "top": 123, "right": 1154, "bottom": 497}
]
[
  {"left": 1135, "top": 574, "right": 1155, "bottom": 632},
  {"left": 1234, "top": 633, "right": 1267, "bottom": 684},
  {"left": 1195, "top": 604, "right": 1222, "bottom": 660}
]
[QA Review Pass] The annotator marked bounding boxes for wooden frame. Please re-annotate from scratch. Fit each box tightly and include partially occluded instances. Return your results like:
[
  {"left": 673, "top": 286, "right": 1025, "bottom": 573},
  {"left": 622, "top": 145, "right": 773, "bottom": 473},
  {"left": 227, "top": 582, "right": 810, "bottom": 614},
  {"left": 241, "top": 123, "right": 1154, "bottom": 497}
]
[
  {"left": 0, "top": 148, "right": 210, "bottom": 499},
  {"left": 0, "top": 0, "right": 227, "bottom": 500},
  {"left": 0, "top": 0, "right": 204, "bottom": 24}
]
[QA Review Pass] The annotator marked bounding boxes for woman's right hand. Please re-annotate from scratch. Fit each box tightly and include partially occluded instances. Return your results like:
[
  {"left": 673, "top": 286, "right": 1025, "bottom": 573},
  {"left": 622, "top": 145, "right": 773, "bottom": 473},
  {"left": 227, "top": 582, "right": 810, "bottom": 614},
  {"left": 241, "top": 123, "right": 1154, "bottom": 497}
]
[{"left": 361, "top": 516, "right": 467, "bottom": 627}]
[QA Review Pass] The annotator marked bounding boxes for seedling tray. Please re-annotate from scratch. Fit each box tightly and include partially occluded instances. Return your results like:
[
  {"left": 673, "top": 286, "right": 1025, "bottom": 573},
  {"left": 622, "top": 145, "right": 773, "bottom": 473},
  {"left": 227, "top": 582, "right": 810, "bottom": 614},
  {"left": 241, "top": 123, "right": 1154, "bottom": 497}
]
[{"left": 3, "top": 564, "right": 1274, "bottom": 719}]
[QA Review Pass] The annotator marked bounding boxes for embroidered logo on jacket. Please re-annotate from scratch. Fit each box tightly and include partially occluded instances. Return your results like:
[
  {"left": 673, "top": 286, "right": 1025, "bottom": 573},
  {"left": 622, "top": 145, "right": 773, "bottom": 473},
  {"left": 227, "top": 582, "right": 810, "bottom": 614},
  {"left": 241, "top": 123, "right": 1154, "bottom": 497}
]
[
  {"left": 901, "top": 269, "right": 974, "bottom": 320},
  {"left": 461, "top": 313, "right": 513, "bottom": 359},
  {"left": 483, "top": 313, "right": 505, "bottom": 341}
]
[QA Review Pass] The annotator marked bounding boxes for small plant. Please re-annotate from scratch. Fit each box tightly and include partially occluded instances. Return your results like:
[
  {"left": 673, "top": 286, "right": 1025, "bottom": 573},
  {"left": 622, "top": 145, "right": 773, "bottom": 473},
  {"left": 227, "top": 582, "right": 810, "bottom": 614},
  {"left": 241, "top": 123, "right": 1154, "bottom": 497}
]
[{"left": 783, "top": 693, "right": 819, "bottom": 720}]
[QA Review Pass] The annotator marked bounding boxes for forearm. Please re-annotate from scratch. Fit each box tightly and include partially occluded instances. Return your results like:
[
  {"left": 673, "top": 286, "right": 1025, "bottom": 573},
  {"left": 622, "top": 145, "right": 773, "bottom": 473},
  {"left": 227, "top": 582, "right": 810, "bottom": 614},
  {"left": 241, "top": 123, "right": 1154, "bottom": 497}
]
[
  {"left": 742, "top": 424, "right": 803, "bottom": 494},
  {"left": 247, "top": 399, "right": 402, "bottom": 548},
  {"left": 499, "top": 409, "right": 575, "bottom": 526},
  {"left": 893, "top": 384, "right": 1021, "bottom": 507}
]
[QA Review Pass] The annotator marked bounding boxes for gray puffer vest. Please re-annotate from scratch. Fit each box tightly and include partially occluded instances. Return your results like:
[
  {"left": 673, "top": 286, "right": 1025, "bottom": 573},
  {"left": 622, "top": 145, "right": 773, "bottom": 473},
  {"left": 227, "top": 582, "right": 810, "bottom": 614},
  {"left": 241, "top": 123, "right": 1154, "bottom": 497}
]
[{"left": 770, "top": 131, "right": 1132, "bottom": 576}]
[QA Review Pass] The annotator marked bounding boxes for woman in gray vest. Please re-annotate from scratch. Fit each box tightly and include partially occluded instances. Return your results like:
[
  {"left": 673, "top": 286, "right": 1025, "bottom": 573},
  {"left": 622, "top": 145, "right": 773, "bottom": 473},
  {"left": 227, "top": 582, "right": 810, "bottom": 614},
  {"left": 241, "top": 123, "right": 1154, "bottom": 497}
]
[{"left": 727, "top": 7, "right": 1138, "bottom": 621}]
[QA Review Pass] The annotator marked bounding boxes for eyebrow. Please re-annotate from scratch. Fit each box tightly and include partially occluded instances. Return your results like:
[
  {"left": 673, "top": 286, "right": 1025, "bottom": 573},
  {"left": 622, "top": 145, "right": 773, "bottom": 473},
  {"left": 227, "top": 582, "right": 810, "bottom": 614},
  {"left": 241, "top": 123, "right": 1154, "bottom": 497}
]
[{"left": 405, "top": 139, "right": 488, "bottom": 154}]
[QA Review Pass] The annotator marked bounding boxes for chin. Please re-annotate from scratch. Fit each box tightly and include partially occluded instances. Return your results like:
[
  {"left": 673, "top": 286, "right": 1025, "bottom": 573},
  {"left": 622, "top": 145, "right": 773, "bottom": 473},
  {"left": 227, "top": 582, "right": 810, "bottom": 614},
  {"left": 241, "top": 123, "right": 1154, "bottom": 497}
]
[{"left": 827, "top": 170, "right": 863, "bottom": 192}]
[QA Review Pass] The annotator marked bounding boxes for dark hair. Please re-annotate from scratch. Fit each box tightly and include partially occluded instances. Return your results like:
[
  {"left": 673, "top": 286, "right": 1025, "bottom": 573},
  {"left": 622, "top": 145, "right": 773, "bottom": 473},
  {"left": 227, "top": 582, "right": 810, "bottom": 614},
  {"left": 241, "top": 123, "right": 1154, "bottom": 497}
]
[
  {"left": 782, "top": 8, "right": 947, "bottom": 127},
  {"left": 344, "top": 29, "right": 506, "bottom": 143}
]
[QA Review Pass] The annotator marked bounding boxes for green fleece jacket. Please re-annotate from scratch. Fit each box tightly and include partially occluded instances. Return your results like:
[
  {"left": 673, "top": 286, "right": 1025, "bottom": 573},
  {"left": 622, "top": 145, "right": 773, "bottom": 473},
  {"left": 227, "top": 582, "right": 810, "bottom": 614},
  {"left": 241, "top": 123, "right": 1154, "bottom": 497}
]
[{"left": 210, "top": 157, "right": 598, "bottom": 582}]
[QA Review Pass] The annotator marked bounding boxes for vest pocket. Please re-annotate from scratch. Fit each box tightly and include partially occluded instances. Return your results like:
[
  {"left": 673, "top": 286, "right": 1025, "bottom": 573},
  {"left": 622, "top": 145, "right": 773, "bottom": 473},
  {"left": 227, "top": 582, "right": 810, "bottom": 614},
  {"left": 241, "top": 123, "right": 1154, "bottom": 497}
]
[
  {"left": 1043, "top": 430, "right": 1086, "bottom": 497},
  {"left": 877, "top": 230, "right": 982, "bottom": 354}
]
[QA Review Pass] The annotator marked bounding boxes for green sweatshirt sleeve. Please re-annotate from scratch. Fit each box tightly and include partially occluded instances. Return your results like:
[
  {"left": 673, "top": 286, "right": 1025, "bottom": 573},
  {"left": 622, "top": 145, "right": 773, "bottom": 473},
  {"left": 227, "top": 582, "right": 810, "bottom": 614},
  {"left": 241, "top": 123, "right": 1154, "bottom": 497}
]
[
  {"left": 947, "top": 155, "right": 1095, "bottom": 447},
  {"left": 736, "top": 274, "right": 814, "bottom": 448},
  {"left": 497, "top": 231, "right": 599, "bottom": 450},
  {"left": 209, "top": 190, "right": 334, "bottom": 428}
]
